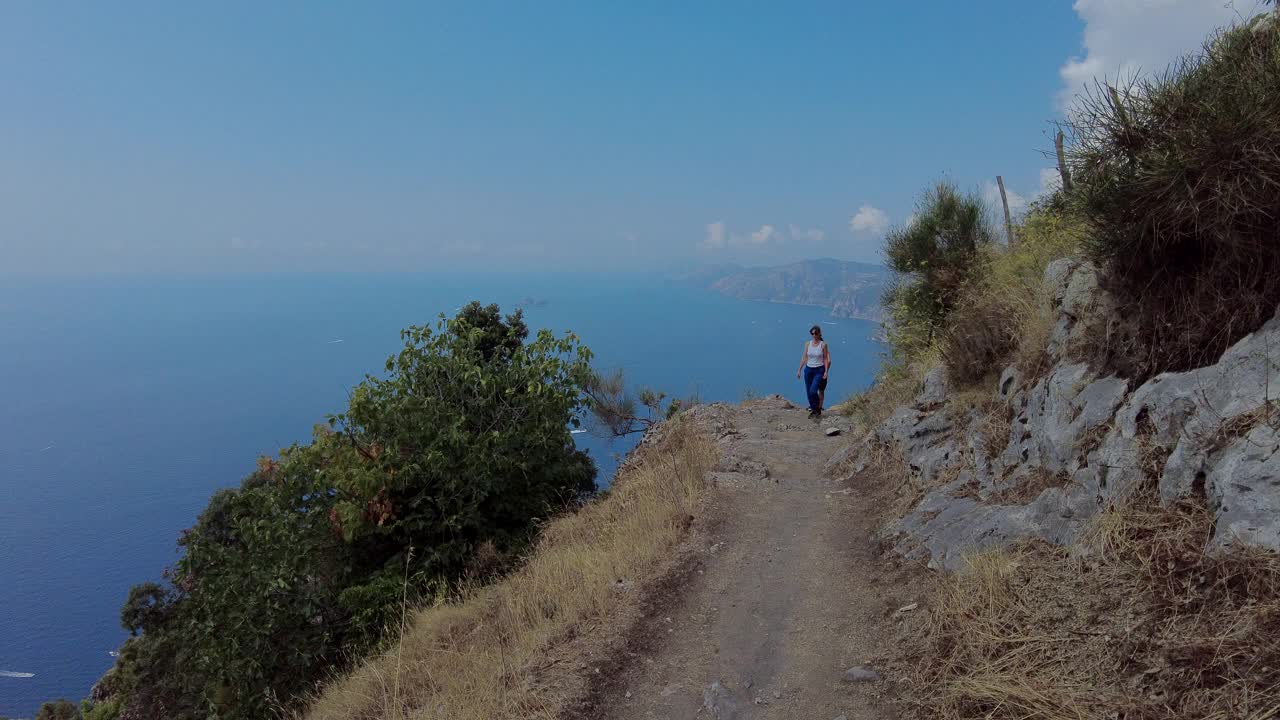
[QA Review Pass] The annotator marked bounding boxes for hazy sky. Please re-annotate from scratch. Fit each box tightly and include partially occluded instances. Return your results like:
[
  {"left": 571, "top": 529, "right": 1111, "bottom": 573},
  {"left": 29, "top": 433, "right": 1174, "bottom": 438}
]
[{"left": 0, "top": 1, "right": 1263, "bottom": 275}]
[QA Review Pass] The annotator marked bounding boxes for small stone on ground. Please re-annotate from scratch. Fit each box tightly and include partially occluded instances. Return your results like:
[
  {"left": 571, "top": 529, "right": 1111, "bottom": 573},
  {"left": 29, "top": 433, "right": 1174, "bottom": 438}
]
[{"left": 843, "top": 666, "right": 881, "bottom": 683}]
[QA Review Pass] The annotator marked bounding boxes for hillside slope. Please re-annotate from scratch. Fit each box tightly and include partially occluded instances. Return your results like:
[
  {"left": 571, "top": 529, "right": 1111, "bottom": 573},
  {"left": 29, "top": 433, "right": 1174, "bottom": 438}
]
[
  {"left": 833, "top": 257, "right": 1280, "bottom": 718},
  {"left": 304, "top": 398, "right": 926, "bottom": 719}
]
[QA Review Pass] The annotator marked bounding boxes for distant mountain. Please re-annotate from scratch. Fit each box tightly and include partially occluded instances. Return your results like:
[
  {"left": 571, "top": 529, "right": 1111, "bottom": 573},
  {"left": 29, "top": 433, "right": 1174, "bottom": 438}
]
[{"left": 679, "top": 258, "right": 890, "bottom": 321}]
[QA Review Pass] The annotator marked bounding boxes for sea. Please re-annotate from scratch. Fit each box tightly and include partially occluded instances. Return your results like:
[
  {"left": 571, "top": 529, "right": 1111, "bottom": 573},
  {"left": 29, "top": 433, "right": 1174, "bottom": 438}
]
[{"left": 0, "top": 273, "right": 882, "bottom": 716}]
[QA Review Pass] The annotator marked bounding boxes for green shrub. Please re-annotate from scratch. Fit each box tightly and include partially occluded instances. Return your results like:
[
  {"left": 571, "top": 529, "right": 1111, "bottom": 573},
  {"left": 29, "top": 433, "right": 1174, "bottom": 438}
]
[
  {"left": 35, "top": 701, "right": 80, "bottom": 720},
  {"left": 883, "top": 181, "right": 997, "bottom": 360},
  {"left": 94, "top": 302, "right": 599, "bottom": 719},
  {"left": 1066, "top": 12, "right": 1280, "bottom": 375},
  {"left": 81, "top": 699, "right": 121, "bottom": 720}
]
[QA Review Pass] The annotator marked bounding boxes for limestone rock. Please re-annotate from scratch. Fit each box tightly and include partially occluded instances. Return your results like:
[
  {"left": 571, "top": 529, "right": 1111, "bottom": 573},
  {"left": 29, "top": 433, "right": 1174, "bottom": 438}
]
[
  {"left": 1109, "top": 310, "right": 1280, "bottom": 548},
  {"left": 859, "top": 286, "right": 1280, "bottom": 563},
  {"left": 1207, "top": 425, "right": 1280, "bottom": 550},
  {"left": 843, "top": 666, "right": 882, "bottom": 683},
  {"left": 702, "top": 681, "right": 739, "bottom": 718},
  {"left": 918, "top": 366, "right": 948, "bottom": 407},
  {"left": 1044, "top": 259, "right": 1116, "bottom": 363}
]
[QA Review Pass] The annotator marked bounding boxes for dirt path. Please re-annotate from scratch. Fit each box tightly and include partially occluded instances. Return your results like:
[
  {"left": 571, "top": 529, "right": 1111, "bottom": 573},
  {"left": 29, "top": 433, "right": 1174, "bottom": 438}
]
[{"left": 598, "top": 397, "right": 924, "bottom": 720}]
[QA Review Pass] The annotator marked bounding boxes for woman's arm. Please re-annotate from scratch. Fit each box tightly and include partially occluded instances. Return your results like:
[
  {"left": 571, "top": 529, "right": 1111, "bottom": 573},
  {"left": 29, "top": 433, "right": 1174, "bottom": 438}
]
[
  {"left": 797, "top": 343, "right": 807, "bottom": 378},
  {"left": 823, "top": 343, "right": 832, "bottom": 378}
]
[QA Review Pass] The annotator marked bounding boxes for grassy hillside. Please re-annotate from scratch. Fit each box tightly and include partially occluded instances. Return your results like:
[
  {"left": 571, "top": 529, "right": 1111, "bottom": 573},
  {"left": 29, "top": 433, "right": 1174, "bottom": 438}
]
[
  {"left": 303, "top": 419, "right": 715, "bottom": 719},
  {"left": 849, "top": 11, "right": 1280, "bottom": 719}
]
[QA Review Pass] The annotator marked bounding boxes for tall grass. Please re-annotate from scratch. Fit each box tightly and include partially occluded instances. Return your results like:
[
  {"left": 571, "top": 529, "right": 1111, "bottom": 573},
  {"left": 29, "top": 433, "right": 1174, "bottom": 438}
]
[
  {"left": 908, "top": 485, "right": 1280, "bottom": 720},
  {"left": 302, "top": 420, "right": 715, "bottom": 720},
  {"left": 1065, "top": 13, "right": 1280, "bottom": 376},
  {"left": 939, "top": 207, "right": 1088, "bottom": 385}
]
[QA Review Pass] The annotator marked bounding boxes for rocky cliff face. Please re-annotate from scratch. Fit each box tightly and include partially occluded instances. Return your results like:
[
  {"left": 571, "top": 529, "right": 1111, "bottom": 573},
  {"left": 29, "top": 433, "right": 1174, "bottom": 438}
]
[
  {"left": 689, "top": 259, "right": 888, "bottom": 321},
  {"left": 841, "top": 260, "right": 1280, "bottom": 569}
]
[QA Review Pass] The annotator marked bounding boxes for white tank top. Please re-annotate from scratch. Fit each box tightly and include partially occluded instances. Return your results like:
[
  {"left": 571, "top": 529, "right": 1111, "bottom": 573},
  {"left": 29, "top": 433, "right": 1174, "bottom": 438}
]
[{"left": 806, "top": 340, "right": 825, "bottom": 368}]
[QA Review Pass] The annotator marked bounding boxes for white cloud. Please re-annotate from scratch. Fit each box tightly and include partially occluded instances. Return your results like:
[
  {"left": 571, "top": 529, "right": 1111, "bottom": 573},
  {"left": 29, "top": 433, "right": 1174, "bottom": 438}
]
[
  {"left": 1038, "top": 167, "right": 1063, "bottom": 198},
  {"left": 749, "top": 224, "right": 777, "bottom": 244},
  {"left": 788, "top": 224, "right": 825, "bottom": 242},
  {"left": 702, "top": 221, "right": 828, "bottom": 250},
  {"left": 849, "top": 205, "right": 890, "bottom": 235},
  {"left": 1058, "top": 0, "right": 1263, "bottom": 110},
  {"left": 703, "top": 221, "right": 726, "bottom": 249}
]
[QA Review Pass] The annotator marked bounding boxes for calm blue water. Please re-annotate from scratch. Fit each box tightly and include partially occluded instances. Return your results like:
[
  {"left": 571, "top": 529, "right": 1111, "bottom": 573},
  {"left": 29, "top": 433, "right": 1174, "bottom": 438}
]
[{"left": 0, "top": 273, "right": 880, "bottom": 715}]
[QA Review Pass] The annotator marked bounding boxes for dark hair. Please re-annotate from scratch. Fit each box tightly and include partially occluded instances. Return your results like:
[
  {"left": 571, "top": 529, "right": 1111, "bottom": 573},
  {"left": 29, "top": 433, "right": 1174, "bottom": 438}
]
[{"left": 809, "top": 325, "right": 823, "bottom": 341}]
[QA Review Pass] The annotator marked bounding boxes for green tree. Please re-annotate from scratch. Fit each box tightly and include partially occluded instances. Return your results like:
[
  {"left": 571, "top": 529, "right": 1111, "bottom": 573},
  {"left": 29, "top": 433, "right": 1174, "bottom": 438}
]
[
  {"left": 119, "top": 582, "right": 171, "bottom": 636},
  {"left": 883, "top": 182, "right": 995, "bottom": 355},
  {"left": 35, "top": 700, "right": 81, "bottom": 720},
  {"left": 96, "top": 303, "right": 599, "bottom": 719}
]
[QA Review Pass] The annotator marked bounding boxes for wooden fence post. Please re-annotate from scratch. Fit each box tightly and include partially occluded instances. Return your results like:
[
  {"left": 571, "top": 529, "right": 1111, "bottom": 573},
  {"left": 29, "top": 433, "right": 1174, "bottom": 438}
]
[
  {"left": 1055, "top": 129, "right": 1073, "bottom": 192},
  {"left": 996, "top": 175, "right": 1015, "bottom": 248}
]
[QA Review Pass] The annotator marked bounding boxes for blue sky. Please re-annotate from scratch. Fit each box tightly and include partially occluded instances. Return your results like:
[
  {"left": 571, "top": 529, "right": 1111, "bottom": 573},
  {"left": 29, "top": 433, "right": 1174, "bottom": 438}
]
[{"left": 0, "top": 1, "right": 1263, "bottom": 274}]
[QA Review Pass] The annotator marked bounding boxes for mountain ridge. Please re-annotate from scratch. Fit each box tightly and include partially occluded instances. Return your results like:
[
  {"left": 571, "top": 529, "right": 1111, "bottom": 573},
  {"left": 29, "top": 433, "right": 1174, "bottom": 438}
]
[{"left": 677, "top": 258, "right": 889, "bottom": 321}]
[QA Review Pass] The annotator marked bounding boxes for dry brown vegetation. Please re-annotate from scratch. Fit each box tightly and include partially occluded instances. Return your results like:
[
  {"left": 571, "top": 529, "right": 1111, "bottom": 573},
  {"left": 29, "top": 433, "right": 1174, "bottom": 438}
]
[
  {"left": 301, "top": 420, "right": 715, "bottom": 720},
  {"left": 941, "top": 209, "right": 1088, "bottom": 386},
  {"left": 840, "top": 349, "right": 938, "bottom": 430},
  {"left": 1067, "top": 14, "right": 1280, "bottom": 377},
  {"left": 902, "top": 479, "right": 1280, "bottom": 720},
  {"left": 985, "top": 467, "right": 1072, "bottom": 506}
]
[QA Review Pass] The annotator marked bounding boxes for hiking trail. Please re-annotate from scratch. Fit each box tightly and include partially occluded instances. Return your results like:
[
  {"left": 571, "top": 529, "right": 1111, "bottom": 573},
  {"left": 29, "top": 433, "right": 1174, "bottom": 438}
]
[{"left": 596, "top": 396, "right": 925, "bottom": 720}]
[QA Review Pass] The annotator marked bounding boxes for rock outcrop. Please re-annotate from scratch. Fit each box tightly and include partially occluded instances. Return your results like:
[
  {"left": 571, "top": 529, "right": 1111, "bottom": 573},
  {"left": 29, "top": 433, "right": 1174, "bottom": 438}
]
[{"left": 841, "top": 260, "right": 1280, "bottom": 569}]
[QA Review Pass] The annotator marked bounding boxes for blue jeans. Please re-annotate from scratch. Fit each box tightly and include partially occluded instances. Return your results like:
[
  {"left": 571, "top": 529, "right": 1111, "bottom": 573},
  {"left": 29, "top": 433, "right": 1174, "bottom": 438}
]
[{"left": 803, "top": 365, "right": 826, "bottom": 412}]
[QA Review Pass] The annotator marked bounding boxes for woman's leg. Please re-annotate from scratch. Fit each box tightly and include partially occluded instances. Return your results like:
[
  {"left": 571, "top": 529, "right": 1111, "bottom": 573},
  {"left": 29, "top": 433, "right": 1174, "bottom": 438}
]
[{"left": 803, "top": 367, "right": 821, "bottom": 411}]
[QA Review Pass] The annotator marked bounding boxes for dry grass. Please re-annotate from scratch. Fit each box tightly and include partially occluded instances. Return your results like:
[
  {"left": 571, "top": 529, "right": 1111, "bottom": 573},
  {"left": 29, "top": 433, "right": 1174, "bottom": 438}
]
[
  {"left": 1067, "top": 14, "right": 1280, "bottom": 377},
  {"left": 910, "top": 547, "right": 1114, "bottom": 718},
  {"left": 940, "top": 209, "right": 1088, "bottom": 387},
  {"left": 843, "top": 353, "right": 937, "bottom": 431},
  {"left": 301, "top": 420, "right": 716, "bottom": 720},
  {"left": 951, "top": 381, "right": 1015, "bottom": 461},
  {"left": 986, "top": 467, "right": 1072, "bottom": 506},
  {"left": 1199, "top": 401, "right": 1280, "bottom": 454},
  {"left": 854, "top": 438, "right": 925, "bottom": 520},
  {"left": 903, "top": 480, "right": 1280, "bottom": 720}
]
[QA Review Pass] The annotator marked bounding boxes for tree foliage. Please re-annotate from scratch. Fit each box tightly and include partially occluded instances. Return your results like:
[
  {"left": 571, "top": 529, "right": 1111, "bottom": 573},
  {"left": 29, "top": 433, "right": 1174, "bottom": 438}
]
[
  {"left": 35, "top": 701, "right": 81, "bottom": 720},
  {"left": 882, "top": 182, "right": 996, "bottom": 357},
  {"left": 87, "top": 302, "right": 598, "bottom": 719},
  {"left": 582, "top": 368, "right": 690, "bottom": 436}
]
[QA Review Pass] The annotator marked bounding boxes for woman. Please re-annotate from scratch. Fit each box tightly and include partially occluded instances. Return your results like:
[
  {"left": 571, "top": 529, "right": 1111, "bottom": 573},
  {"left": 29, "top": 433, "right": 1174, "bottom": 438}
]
[{"left": 796, "top": 325, "right": 831, "bottom": 417}]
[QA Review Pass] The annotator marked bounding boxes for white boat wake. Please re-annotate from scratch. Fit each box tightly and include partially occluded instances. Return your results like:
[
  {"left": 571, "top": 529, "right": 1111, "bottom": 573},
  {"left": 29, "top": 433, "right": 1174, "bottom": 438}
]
[
  {"left": 327, "top": 339, "right": 344, "bottom": 344},
  {"left": 40, "top": 444, "right": 55, "bottom": 452},
  {"left": 569, "top": 429, "right": 587, "bottom": 435},
  {"left": 0, "top": 670, "right": 35, "bottom": 678}
]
